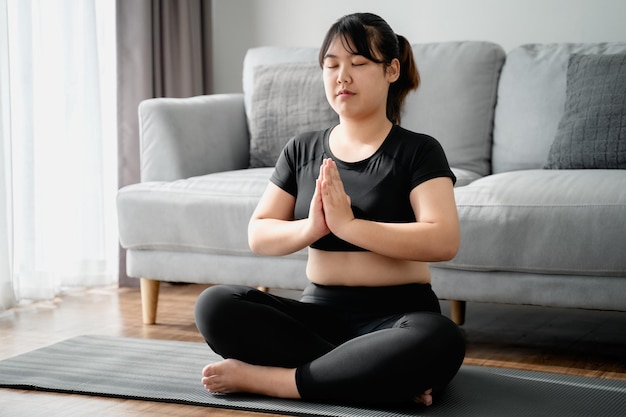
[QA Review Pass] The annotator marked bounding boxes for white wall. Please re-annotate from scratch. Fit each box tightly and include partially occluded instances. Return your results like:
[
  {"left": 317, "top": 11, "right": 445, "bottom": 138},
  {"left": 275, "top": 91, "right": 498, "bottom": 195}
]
[{"left": 212, "top": 0, "right": 626, "bottom": 93}]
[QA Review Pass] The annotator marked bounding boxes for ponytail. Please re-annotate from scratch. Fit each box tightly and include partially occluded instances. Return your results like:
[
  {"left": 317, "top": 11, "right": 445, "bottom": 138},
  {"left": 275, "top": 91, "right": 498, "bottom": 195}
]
[{"left": 387, "top": 34, "right": 419, "bottom": 124}]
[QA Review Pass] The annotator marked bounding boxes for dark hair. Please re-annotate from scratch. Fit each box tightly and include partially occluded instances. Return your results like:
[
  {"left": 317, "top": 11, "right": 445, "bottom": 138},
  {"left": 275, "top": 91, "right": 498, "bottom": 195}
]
[{"left": 318, "top": 12, "right": 419, "bottom": 124}]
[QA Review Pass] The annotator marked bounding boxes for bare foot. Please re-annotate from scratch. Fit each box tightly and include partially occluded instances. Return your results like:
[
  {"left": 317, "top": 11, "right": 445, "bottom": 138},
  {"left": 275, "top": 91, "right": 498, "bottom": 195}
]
[
  {"left": 414, "top": 388, "right": 433, "bottom": 406},
  {"left": 201, "top": 359, "right": 300, "bottom": 399}
]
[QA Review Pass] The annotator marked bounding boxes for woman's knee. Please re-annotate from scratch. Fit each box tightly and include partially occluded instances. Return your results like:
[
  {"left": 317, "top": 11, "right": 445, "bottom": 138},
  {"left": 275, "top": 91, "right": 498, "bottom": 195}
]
[
  {"left": 398, "top": 312, "right": 464, "bottom": 344},
  {"left": 194, "top": 285, "right": 249, "bottom": 341},
  {"left": 396, "top": 313, "right": 466, "bottom": 379}
]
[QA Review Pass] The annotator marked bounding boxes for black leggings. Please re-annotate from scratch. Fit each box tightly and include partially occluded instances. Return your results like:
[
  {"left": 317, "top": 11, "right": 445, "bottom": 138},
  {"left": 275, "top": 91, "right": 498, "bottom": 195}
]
[{"left": 194, "top": 283, "right": 465, "bottom": 405}]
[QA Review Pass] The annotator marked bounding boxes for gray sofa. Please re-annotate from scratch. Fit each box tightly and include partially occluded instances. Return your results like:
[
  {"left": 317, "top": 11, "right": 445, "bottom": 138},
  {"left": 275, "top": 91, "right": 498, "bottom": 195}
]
[{"left": 117, "top": 41, "right": 626, "bottom": 325}]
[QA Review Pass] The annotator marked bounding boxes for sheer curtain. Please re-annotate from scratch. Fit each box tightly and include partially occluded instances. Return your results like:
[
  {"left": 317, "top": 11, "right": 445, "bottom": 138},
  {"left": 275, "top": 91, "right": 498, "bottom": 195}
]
[{"left": 0, "top": 0, "right": 118, "bottom": 310}]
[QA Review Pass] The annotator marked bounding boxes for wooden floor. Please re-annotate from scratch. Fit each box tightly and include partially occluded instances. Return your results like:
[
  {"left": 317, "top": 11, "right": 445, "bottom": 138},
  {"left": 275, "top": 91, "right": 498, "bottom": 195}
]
[{"left": 1, "top": 283, "right": 625, "bottom": 416}]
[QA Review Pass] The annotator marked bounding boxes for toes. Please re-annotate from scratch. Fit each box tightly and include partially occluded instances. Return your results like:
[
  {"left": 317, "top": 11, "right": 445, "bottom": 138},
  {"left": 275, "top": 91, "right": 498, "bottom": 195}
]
[
  {"left": 202, "top": 375, "right": 223, "bottom": 393},
  {"left": 202, "top": 363, "right": 215, "bottom": 377},
  {"left": 414, "top": 395, "right": 432, "bottom": 406},
  {"left": 414, "top": 388, "right": 433, "bottom": 406}
]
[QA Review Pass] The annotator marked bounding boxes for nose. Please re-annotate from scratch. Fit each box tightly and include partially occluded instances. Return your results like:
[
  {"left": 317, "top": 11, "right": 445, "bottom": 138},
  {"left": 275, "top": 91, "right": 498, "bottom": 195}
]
[{"left": 337, "top": 65, "right": 351, "bottom": 84}]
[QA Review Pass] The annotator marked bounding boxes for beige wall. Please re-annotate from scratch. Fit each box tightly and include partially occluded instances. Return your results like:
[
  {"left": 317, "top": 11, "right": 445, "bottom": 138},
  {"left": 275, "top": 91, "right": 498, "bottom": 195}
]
[{"left": 212, "top": 0, "right": 626, "bottom": 93}]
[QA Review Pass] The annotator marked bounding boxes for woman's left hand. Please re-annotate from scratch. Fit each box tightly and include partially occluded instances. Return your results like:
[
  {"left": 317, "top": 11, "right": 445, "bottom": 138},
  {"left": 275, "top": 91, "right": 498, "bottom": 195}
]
[{"left": 320, "top": 158, "right": 354, "bottom": 235}]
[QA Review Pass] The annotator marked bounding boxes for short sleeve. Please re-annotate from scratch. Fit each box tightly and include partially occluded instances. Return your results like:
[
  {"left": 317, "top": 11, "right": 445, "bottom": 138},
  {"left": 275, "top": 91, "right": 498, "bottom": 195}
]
[
  {"left": 410, "top": 136, "right": 456, "bottom": 189},
  {"left": 269, "top": 138, "right": 298, "bottom": 196}
]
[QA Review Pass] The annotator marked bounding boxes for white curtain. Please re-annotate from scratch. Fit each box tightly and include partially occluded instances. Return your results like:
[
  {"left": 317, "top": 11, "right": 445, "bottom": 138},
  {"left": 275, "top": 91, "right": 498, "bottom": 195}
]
[{"left": 0, "top": 0, "right": 118, "bottom": 310}]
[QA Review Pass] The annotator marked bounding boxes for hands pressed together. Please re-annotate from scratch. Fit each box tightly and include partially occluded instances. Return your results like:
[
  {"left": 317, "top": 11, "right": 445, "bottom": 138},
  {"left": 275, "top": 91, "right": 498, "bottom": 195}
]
[{"left": 308, "top": 158, "right": 354, "bottom": 241}]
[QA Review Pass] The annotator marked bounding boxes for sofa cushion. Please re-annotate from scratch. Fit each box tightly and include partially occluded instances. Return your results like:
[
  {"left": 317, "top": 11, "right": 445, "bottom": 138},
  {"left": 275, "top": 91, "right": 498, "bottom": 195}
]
[
  {"left": 545, "top": 53, "right": 626, "bottom": 169},
  {"left": 402, "top": 41, "right": 505, "bottom": 177},
  {"left": 438, "top": 169, "right": 626, "bottom": 276},
  {"left": 451, "top": 168, "right": 483, "bottom": 187},
  {"left": 492, "top": 43, "right": 626, "bottom": 173},
  {"left": 117, "top": 168, "right": 307, "bottom": 260},
  {"left": 243, "top": 47, "right": 320, "bottom": 115},
  {"left": 248, "top": 63, "right": 338, "bottom": 168},
  {"left": 243, "top": 42, "right": 504, "bottom": 178}
]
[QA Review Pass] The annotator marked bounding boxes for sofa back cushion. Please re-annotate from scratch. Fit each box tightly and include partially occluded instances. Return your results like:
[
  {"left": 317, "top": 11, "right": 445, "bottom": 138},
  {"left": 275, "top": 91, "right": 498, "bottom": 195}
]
[
  {"left": 248, "top": 63, "right": 338, "bottom": 167},
  {"left": 243, "top": 47, "right": 320, "bottom": 116},
  {"left": 492, "top": 43, "right": 626, "bottom": 174},
  {"left": 243, "top": 42, "right": 505, "bottom": 176},
  {"left": 401, "top": 42, "right": 504, "bottom": 177},
  {"left": 243, "top": 47, "right": 325, "bottom": 168},
  {"left": 544, "top": 53, "right": 626, "bottom": 169}
]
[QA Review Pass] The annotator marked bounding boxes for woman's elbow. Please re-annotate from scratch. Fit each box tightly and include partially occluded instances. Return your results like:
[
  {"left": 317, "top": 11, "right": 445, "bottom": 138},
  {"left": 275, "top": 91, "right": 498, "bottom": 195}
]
[
  {"left": 248, "top": 234, "right": 274, "bottom": 256},
  {"left": 437, "top": 243, "right": 459, "bottom": 262},
  {"left": 248, "top": 238, "right": 262, "bottom": 255},
  {"left": 429, "top": 232, "right": 460, "bottom": 262},
  {"left": 247, "top": 222, "right": 263, "bottom": 254}
]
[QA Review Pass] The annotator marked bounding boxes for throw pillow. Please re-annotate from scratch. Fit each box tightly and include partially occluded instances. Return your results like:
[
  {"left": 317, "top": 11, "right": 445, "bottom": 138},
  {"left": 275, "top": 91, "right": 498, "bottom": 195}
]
[
  {"left": 544, "top": 53, "right": 626, "bottom": 169},
  {"left": 248, "top": 63, "right": 338, "bottom": 168}
]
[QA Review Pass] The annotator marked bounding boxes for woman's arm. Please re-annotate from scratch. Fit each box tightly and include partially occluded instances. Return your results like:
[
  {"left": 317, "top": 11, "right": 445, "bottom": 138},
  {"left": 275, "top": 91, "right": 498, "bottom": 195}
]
[
  {"left": 248, "top": 181, "right": 330, "bottom": 256},
  {"left": 320, "top": 159, "right": 460, "bottom": 262}
]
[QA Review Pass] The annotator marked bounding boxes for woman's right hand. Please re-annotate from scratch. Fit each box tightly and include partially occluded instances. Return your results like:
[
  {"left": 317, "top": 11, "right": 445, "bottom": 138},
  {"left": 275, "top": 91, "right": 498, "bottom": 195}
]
[
  {"left": 307, "top": 177, "right": 331, "bottom": 241},
  {"left": 249, "top": 168, "right": 330, "bottom": 256}
]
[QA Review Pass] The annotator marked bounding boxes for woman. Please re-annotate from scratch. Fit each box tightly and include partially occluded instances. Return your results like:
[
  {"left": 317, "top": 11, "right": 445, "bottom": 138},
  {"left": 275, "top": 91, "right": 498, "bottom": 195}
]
[{"left": 194, "top": 12, "right": 465, "bottom": 406}]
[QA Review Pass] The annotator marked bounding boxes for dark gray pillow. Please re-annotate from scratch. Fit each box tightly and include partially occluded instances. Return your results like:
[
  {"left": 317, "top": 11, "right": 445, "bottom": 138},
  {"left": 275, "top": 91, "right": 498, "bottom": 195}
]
[
  {"left": 248, "top": 63, "right": 339, "bottom": 168},
  {"left": 545, "top": 53, "right": 626, "bottom": 169}
]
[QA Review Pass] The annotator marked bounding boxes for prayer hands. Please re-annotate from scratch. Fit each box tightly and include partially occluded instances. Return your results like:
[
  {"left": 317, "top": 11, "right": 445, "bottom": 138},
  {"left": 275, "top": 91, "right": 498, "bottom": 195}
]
[
  {"left": 319, "top": 158, "right": 354, "bottom": 235},
  {"left": 308, "top": 174, "right": 331, "bottom": 240}
]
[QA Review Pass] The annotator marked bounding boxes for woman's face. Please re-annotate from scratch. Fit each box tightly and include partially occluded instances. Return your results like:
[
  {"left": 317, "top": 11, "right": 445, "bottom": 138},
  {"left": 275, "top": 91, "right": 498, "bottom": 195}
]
[{"left": 322, "top": 35, "right": 399, "bottom": 122}]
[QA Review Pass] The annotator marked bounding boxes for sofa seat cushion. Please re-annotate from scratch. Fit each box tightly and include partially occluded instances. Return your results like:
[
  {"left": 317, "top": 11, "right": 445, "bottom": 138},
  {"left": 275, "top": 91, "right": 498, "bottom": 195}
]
[
  {"left": 452, "top": 167, "right": 483, "bottom": 187},
  {"left": 439, "top": 169, "right": 626, "bottom": 276},
  {"left": 118, "top": 165, "right": 474, "bottom": 263},
  {"left": 117, "top": 168, "right": 307, "bottom": 260}
]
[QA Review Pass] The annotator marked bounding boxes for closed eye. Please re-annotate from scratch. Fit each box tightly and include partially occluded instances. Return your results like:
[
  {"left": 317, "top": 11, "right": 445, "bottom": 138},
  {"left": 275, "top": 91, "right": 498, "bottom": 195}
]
[{"left": 352, "top": 58, "right": 370, "bottom": 66}]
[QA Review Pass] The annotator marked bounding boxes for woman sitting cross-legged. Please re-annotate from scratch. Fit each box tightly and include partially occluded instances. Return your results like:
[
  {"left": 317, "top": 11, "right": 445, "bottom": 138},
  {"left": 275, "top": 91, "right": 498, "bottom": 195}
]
[{"left": 194, "top": 12, "right": 466, "bottom": 407}]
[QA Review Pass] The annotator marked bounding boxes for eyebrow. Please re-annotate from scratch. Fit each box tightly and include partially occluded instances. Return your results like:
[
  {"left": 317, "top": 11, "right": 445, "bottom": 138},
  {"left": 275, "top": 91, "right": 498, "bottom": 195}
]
[{"left": 323, "top": 52, "right": 359, "bottom": 60}]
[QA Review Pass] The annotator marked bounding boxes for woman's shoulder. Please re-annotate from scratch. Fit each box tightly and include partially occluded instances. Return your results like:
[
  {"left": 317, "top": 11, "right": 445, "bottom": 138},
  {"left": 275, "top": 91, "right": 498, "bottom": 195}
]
[
  {"left": 392, "top": 125, "right": 436, "bottom": 143},
  {"left": 280, "top": 127, "right": 332, "bottom": 164},
  {"left": 388, "top": 125, "right": 443, "bottom": 153}
]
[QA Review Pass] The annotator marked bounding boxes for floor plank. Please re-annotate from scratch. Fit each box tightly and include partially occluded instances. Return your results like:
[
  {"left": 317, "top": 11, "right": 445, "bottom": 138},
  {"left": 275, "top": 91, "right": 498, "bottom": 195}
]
[{"left": 1, "top": 283, "right": 625, "bottom": 416}]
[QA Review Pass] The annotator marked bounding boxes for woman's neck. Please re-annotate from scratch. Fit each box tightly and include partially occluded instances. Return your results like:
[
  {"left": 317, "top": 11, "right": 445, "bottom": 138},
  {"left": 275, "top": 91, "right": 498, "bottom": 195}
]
[
  {"left": 329, "top": 116, "right": 394, "bottom": 162},
  {"left": 335, "top": 117, "right": 393, "bottom": 145}
]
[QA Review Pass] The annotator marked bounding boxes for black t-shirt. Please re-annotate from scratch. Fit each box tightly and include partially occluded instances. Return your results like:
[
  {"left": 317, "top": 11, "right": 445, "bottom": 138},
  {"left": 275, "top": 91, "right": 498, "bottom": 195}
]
[{"left": 270, "top": 124, "right": 456, "bottom": 251}]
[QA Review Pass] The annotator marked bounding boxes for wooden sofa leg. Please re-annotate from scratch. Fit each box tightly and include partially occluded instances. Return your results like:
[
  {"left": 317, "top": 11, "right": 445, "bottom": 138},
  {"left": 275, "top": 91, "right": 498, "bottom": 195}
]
[
  {"left": 450, "top": 300, "right": 466, "bottom": 326},
  {"left": 140, "top": 278, "right": 160, "bottom": 325}
]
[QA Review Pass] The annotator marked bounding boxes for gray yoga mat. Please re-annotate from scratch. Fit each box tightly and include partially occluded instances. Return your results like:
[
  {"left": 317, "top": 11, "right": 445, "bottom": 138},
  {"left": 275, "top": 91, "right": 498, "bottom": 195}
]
[{"left": 0, "top": 335, "right": 625, "bottom": 417}]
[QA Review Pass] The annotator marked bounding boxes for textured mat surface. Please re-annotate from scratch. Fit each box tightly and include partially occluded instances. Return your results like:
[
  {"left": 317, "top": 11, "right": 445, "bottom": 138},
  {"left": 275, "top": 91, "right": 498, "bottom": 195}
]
[{"left": 0, "top": 335, "right": 625, "bottom": 417}]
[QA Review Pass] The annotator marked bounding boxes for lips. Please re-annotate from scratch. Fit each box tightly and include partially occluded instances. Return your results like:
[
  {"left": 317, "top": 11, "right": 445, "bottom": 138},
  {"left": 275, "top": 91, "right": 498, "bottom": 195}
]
[{"left": 337, "top": 89, "right": 355, "bottom": 96}]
